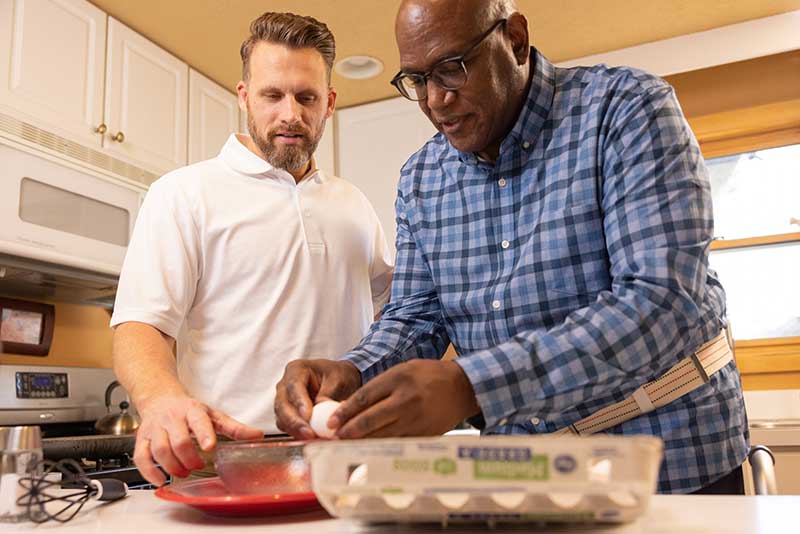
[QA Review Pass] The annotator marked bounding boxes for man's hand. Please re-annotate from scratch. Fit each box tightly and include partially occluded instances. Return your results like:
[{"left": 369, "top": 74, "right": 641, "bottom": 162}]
[
  {"left": 133, "top": 394, "right": 262, "bottom": 486},
  {"left": 329, "top": 359, "right": 480, "bottom": 439},
  {"left": 274, "top": 359, "right": 362, "bottom": 439}
]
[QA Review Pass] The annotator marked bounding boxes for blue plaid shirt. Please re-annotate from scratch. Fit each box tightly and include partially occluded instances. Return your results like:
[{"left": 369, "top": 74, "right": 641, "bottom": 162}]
[{"left": 342, "top": 49, "right": 749, "bottom": 493}]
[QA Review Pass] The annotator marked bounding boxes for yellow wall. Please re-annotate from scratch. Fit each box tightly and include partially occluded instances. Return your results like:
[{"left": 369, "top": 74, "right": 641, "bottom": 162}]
[
  {"left": 0, "top": 300, "right": 114, "bottom": 368},
  {"left": 665, "top": 50, "right": 800, "bottom": 119}
]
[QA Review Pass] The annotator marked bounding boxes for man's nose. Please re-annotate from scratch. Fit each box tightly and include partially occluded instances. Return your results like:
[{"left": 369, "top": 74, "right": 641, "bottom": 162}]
[
  {"left": 278, "top": 97, "right": 303, "bottom": 122},
  {"left": 426, "top": 79, "right": 455, "bottom": 109}
]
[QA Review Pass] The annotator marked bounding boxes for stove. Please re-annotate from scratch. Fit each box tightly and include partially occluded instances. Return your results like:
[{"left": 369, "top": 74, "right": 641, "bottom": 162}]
[{"left": 0, "top": 364, "right": 158, "bottom": 489}]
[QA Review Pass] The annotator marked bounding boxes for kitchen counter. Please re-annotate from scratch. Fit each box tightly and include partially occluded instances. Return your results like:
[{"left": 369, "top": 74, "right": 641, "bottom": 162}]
[{"left": 6, "top": 492, "right": 800, "bottom": 533}]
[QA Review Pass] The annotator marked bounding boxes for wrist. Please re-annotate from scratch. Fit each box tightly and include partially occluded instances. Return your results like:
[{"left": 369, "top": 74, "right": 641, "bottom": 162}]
[
  {"left": 135, "top": 385, "right": 189, "bottom": 414},
  {"left": 444, "top": 360, "right": 480, "bottom": 420}
]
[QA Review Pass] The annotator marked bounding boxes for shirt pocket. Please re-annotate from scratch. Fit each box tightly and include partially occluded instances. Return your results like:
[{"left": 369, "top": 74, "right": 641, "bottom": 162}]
[{"left": 532, "top": 202, "right": 610, "bottom": 297}]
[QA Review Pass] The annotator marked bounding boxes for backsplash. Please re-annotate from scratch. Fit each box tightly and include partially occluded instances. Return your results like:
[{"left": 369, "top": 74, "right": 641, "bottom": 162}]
[{"left": 0, "top": 300, "right": 113, "bottom": 368}]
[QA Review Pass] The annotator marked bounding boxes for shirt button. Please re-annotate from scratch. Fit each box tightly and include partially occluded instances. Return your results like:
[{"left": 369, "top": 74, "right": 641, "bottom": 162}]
[
  {"left": 531, "top": 417, "right": 540, "bottom": 425},
  {"left": 501, "top": 240, "right": 510, "bottom": 249},
  {"left": 498, "top": 178, "right": 507, "bottom": 188},
  {"left": 522, "top": 141, "right": 531, "bottom": 149},
  {"left": 492, "top": 300, "right": 501, "bottom": 310}
]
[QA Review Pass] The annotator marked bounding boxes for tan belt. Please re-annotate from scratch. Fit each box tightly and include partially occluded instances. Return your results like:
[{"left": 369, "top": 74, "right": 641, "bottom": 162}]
[{"left": 553, "top": 330, "right": 733, "bottom": 436}]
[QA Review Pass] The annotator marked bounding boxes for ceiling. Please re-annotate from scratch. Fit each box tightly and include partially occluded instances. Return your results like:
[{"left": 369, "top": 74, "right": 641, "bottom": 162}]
[{"left": 89, "top": 0, "right": 800, "bottom": 109}]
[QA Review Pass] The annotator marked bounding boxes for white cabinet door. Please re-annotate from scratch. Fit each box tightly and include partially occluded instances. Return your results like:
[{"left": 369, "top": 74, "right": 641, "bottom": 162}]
[
  {"left": 337, "top": 97, "right": 436, "bottom": 246},
  {"left": 104, "top": 17, "right": 188, "bottom": 174},
  {"left": 0, "top": 0, "right": 106, "bottom": 147},
  {"left": 188, "top": 69, "right": 238, "bottom": 164}
]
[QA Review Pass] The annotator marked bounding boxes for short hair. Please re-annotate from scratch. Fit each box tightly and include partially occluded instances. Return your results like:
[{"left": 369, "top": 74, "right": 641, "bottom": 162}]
[{"left": 240, "top": 12, "right": 336, "bottom": 83}]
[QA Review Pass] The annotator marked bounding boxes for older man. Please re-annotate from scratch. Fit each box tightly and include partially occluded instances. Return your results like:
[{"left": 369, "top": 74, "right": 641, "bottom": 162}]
[
  {"left": 111, "top": 12, "right": 393, "bottom": 486},
  {"left": 275, "top": 0, "right": 748, "bottom": 494}
]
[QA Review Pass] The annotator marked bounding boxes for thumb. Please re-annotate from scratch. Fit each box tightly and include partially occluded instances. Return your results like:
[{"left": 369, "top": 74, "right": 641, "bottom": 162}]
[{"left": 208, "top": 408, "right": 263, "bottom": 440}]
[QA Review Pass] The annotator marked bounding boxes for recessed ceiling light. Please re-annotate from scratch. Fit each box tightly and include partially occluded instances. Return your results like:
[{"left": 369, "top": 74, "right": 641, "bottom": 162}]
[{"left": 335, "top": 55, "right": 384, "bottom": 80}]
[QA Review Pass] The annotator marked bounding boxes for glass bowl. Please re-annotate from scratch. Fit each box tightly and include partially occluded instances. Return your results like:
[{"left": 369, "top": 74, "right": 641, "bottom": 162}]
[{"left": 213, "top": 440, "right": 312, "bottom": 496}]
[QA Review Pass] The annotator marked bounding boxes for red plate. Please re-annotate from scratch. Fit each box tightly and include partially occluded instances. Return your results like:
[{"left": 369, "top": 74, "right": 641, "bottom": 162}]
[{"left": 154, "top": 477, "right": 323, "bottom": 517}]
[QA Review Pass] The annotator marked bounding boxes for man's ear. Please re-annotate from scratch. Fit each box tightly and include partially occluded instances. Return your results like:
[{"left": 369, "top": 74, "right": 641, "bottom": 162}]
[
  {"left": 326, "top": 87, "right": 337, "bottom": 119},
  {"left": 236, "top": 80, "right": 248, "bottom": 113},
  {"left": 506, "top": 12, "right": 530, "bottom": 66}
]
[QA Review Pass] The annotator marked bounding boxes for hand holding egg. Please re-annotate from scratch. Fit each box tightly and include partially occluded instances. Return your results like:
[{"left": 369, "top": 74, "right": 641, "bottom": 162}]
[{"left": 310, "top": 400, "right": 341, "bottom": 439}]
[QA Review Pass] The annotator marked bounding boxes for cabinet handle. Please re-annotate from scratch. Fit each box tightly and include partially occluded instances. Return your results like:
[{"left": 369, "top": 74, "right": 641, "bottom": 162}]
[
  {"left": 111, "top": 131, "right": 125, "bottom": 143},
  {"left": 94, "top": 123, "right": 107, "bottom": 134}
]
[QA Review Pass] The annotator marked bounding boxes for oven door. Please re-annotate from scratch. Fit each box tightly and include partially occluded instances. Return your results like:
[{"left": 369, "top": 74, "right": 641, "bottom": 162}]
[{"left": 0, "top": 141, "right": 142, "bottom": 276}]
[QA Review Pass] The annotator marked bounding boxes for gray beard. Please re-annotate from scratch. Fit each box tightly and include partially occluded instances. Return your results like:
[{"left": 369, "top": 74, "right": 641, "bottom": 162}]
[{"left": 248, "top": 116, "right": 322, "bottom": 173}]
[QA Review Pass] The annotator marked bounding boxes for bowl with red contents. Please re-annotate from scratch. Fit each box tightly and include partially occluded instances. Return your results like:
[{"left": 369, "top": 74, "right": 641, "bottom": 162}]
[{"left": 214, "top": 440, "right": 312, "bottom": 496}]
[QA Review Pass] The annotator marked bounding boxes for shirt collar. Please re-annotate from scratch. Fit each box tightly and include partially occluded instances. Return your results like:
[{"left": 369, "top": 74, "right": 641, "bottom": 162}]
[
  {"left": 455, "top": 47, "right": 555, "bottom": 166},
  {"left": 218, "top": 134, "right": 323, "bottom": 185},
  {"left": 506, "top": 47, "right": 555, "bottom": 148}
]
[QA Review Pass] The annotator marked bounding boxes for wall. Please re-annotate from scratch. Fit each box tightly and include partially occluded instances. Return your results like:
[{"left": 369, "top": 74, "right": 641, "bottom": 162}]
[
  {"left": 0, "top": 300, "right": 114, "bottom": 368},
  {"left": 665, "top": 50, "right": 800, "bottom": 118}
]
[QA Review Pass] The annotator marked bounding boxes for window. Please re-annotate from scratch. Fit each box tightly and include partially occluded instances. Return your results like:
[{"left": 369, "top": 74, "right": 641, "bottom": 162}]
[
  {"left": 707, "top": 144, "right": 800, "bottom": 341},
  {"left": 686, "top": 96, "right": 800, "bottom": 389}
]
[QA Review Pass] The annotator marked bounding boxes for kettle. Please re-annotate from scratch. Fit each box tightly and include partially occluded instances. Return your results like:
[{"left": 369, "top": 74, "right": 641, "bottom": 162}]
[{"left": 94, "top": 380, "right": 140, "bottom": 435}]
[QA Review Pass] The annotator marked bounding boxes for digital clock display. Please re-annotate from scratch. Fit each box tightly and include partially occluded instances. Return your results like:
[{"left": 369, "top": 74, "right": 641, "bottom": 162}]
[{"left": 32, "top": 374, "right": 54, "bottom": 388}]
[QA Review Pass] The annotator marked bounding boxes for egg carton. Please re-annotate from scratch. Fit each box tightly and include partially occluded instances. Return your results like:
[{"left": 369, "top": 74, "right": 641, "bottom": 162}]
[{"left": 304, "top": 434, "right": 662, "bottom": 526}]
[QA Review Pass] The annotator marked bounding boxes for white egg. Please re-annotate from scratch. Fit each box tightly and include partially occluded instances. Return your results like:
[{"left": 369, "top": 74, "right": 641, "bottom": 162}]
[
  {"left": 348, "top": 464, "right": 368, "bottom": 486},
  {"left": 310, "top": 400, "right": 341, "bottom": 439},
  {"left": 491, "top": 492, "right": 527, "bottom": 509}
]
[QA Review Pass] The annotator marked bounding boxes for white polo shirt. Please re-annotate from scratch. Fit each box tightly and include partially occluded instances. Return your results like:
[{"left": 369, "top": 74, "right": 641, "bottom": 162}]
[{"left": 111, "top": 134, "right": 393, "bottom": 432}]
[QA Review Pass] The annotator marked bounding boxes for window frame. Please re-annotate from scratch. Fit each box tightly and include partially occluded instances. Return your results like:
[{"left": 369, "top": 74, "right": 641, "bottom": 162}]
[{"left": 688, "top": 98, "right": 800, "bottom": 389}]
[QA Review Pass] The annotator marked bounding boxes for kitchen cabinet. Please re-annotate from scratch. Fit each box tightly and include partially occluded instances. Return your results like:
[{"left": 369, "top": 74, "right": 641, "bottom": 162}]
[
  {"left": 188, "top": 69, "right": 239, "bottom": 164},
  {"left": 0, "top": 0, "right": 107, "bottom": 148},
  {"left": 0, "top": 0, "right": 188, "bottom": 177},
  {"left": 103, "top": 17, "right": 188, "bottom": 174}
]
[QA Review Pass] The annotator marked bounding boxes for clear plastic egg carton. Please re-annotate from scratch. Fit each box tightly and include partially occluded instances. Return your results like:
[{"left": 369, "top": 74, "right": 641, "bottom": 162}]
[{"left": 304, "top": 434, "right": 663, "bottom": 526}]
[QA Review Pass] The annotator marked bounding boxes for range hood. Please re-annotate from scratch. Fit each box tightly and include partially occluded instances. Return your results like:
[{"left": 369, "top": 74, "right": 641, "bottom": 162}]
[{"left": 0, "top": 253, "right": 118, "bottom": 309}]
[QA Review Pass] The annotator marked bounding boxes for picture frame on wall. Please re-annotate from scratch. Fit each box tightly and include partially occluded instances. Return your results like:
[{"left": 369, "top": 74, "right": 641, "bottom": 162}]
[{"left": 0, "top": 298, "right": 55, "bottom": 356}]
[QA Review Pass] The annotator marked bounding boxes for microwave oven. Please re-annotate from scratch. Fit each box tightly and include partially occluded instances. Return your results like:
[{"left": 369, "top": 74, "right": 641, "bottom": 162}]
[{"left": 0, "top": 139, "right": 144, "bottom": 305}]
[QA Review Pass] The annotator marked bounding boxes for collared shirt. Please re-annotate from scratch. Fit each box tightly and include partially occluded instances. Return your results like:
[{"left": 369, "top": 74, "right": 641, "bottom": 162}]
[
  {"left": 341, "top": 49, "right": 749, "bottom": 493},
  {"left": 112, "top": 134, "right": 393, "bottom": 432}
]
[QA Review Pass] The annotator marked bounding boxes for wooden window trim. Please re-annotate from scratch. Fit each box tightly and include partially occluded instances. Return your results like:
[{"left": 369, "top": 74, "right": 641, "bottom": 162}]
[
  {"left": 688, "top": 98, "right": 800, "bottom": 159},
  {"left": 688, "top": 99, "right": 800, "bottom": 389},
  {"left": 712, "top": 232, "right": 800, "bottom": 251}
]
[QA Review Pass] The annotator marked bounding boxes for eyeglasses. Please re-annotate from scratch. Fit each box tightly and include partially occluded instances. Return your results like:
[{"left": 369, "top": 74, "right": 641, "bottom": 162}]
[{"left": 390, "top": 19, "right": 507, "bottom": 102}]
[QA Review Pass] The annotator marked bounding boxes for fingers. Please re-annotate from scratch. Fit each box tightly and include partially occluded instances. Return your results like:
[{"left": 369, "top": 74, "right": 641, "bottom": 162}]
[
  {"left": 275, "top": 363, "right": 316, "bottom": 440},
  {"left": 332, "top": 377, "right": 395, "bottom": 438},
  {"left": 133, "top": 434, "right": 167, "bottom": 487},
  {"left": 208, "top": 408, "right": 263, "bottom": 441},
  {"left": 134, "top": 426, "right": 192, "bottom": 486},
  {"left": 185, "top": 404, "right": 218, "bottom": 450},
  {"left": 162, "top": 415, "right": 206, "bottom": 472},
  {"left": 336, "top": 396, "right": 401, "bottom": 439},
  {"left": 286, "top": 379, "right": 315, "bottom": 422}
]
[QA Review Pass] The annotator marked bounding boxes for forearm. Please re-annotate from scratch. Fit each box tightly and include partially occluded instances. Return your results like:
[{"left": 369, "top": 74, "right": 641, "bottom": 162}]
[
  {"left": 342, "top": 302, "right": 450, "bottom": 382},
  {"left": 112, "top": 321, "right": 187, "bottom": 409}
]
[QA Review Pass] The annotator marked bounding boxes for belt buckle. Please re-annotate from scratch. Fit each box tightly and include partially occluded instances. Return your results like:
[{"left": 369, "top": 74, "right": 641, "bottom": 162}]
[{"left": 689, "top": 351, "right": 711, "bottom": 383}]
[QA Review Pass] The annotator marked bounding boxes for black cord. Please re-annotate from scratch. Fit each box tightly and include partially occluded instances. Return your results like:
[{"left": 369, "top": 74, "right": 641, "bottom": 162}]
[{"left": 16, "top": 458, "right": 127, "bottom": 523}]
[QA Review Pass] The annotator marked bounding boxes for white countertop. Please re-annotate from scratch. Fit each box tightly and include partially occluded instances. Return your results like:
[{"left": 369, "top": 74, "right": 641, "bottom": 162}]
[{"left": 5, "top": 491, "right": 800, "bottom": 533}]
